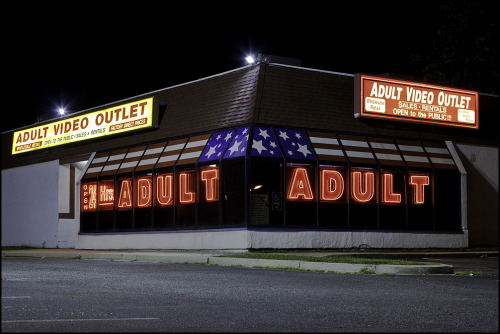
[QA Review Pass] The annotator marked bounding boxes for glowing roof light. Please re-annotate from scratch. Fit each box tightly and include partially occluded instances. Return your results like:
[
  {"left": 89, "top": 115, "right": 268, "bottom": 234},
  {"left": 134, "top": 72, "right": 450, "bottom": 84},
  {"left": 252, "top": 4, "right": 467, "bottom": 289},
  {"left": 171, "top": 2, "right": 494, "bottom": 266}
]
[{"left": 245, "top": 56, "right": 255, "bottom": 64}]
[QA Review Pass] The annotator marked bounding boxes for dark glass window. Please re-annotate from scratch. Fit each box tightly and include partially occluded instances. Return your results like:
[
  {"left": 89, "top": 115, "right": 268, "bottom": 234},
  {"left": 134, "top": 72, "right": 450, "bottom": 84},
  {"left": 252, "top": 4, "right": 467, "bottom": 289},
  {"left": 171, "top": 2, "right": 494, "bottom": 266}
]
[
  {"left": 80, "top": 181, "right": 97, "bottom": 232},
  {"left": 285, "top": 164, "right": 316, "bottom": 227},
  {"left": 97, "top": 178, "right": 115, "bottom": 231},
  {"left": 115, "top": 176, "right": 133, "bottom": 231},
  {"left": 249, "top": 160, "right": 284, "bottom": 226},
  {"left": 175, "top": 169, "right": 196, "bottom": 227},
  {"left": 154, "top": 170, "right": 175, "bottom": 229},
  {"left": 407, "top": 171, "right": 434, "bottom": 230},
  {"left": 434, "top": 169, "right": 461, "bottom": 231},
  {"left": 134, "top": 173, "right": 153, "bottom": 230},
  {"left": 349, "top": 167, "right": 378, "bottom": 228},
  {"left": 318, "top": 166, "right": 348, "bottom": 228},
  {"left": 379, "top": 169, "right": 407, "bottom": 229},
  {"left": 197, "top": 166, "right": 220, "bottom": 227},
  {"left": 222, "top": 160, "right": 246, "bottom": 226}
]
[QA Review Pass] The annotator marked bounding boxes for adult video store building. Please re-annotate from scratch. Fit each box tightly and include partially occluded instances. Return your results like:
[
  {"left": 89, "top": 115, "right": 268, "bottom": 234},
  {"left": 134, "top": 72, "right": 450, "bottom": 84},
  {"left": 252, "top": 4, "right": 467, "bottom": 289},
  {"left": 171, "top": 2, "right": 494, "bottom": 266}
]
[{"left": 2, "top": 61, "right": 498, "bottom": 250}]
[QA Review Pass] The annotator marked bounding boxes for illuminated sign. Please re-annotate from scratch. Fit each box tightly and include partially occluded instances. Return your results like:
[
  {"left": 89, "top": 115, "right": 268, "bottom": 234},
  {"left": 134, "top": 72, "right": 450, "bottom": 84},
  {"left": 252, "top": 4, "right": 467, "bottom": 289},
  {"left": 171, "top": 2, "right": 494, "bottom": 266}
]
[
  {"left": 82, "top": 168, "right": 221, "bottom": 211},
  {"left": 12, "top": 98, "right": 154, "bottom": 154},
  {"left": 82, "top": 166, "right": 432, "bottom": 215},
  {"left": 286, "top": 167, "right": 430, "bottom": 205},
  {"left": 354, "top": 75, "right": 479, "bottom": 129}
]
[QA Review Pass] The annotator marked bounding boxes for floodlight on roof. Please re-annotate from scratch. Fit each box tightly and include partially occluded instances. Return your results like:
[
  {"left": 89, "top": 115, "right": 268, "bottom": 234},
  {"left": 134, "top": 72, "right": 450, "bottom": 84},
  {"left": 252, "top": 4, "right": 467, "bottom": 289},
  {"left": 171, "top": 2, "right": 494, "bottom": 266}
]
[
  {"left": 245, "top": 56, "right": 255, "bottom": 64},
  {"left": 58, "top": 108, "right": 65, "bottom": 116}
]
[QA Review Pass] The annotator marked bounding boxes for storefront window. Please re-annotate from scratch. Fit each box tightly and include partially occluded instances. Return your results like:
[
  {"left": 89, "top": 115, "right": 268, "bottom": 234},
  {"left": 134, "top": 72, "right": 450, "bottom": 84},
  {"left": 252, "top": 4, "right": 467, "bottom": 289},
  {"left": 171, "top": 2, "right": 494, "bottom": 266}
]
[
  {"left": 407, "top": 171, "right": 434, "bottom": 230},
  {"left": 434, "top": 169, "right": 461, "bottom": 230},
  {"left": 175, "top": 169, "right": 196, "bottom": 227},
  {"left": 198, "top": 166, "right": 221, "bottom": 227},
  {"left": 249, "top": 159, "right": 284, "bottom": 226},
  {"left": 349, "top": 167, "right": 378, "bottom": 228},
  {"left": 379, "top": 169, "right": 406, "bottom": 229},
  {"left": 318, "top": 166, "right": 348, "bottom": 228},
  {"left": 285, "top": 164, "right": 316, "bottom": 227},
  {"left": 80, "top": 181, "right": 97, "bottom": 232},
  {"left": 222, "top": 160, "right": 246, "bottom": 226},
  {"left": 115, "top": 176, "right": 133, "bottom": 231},
  {"left": 134, "top": 173, "right": 153, "bottom": 230},
  {"left": 154, "top": 170, "right": 174, "bottom": 229},
  {"left": 96, "top": 178, "right": 115, "bottom": 231}
]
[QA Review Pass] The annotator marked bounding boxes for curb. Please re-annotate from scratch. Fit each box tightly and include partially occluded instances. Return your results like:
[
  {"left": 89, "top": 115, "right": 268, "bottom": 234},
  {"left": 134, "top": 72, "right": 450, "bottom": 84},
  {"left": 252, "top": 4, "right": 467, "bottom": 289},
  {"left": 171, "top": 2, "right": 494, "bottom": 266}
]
[{"left": 2, "top": 251, "right": 454, "bottom": 275}]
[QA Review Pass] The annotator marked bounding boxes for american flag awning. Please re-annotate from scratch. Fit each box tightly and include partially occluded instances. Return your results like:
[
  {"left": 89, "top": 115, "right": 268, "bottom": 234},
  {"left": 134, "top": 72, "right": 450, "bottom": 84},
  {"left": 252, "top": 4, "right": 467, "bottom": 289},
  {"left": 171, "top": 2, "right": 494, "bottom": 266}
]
[
  {"left": 117, "top": 145, "right": 147, "bottom": 174},
  {"left": 199, "top": 129, "right": 234, "bottom": 162},
  {"left": 155, "top": 138, "right": 188, "bottom": 169},
  {"left": 308, "top": 131, "right": 346, "bottom": 163},
  {"left": 223, "top": 127, "right": 250, "bottom": 159},
  {"left": 135, "top": 141, "right": 168, "bottom": 172},
  {"left": 338, "top": 134, "right": 376, "bottom": 165},
  {"left": 82, "top": 151, "right": 110, "bottom": 179},
  {"left": 100, "top": 149, "right": 128, "bottom": 176},
  {"left": 176, "top": 134, "right": 210, "bottom": 166},
  {"left": 82, "top": 125, "right": 460, "bottom": 178},
  {"left": 251, "top": 126, "right": 282, "bottom": 158},
  {"left": 276, "top": 128, "right": 315, "bottom": 160},
  {"left": 368, "top": 137, "right": 405, "bottom": 167},
  {"left": 396, "top": 139, "right": 431, "bottom": 169},
  {"left": 424, "top": 142, "right": 457, "bottom": 170}
]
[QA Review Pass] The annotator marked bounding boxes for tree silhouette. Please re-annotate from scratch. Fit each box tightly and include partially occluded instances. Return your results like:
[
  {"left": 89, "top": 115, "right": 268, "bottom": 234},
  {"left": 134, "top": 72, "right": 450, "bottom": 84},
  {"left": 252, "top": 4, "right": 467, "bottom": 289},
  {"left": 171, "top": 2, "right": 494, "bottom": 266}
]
[{"left": 411, "top": 0, "right": 498, "bottom": 94}]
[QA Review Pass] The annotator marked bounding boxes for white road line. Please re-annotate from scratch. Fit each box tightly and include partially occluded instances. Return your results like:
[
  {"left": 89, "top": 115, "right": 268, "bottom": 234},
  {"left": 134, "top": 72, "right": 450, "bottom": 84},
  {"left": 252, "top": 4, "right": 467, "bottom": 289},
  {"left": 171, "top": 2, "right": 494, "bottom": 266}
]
[
  {"left": 2, "top": 296, "right": 32, "bottom": 299},
  {"left": 2, "top": 318, "right": 160, "bottom": 323}
]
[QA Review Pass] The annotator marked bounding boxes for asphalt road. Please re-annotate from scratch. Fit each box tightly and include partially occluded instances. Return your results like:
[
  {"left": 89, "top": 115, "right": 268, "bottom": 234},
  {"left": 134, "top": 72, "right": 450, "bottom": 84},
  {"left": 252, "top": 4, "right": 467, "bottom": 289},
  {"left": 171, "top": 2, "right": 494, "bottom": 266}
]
[{"left": 2, "top": 258, "right": 498, "bottom": 333}]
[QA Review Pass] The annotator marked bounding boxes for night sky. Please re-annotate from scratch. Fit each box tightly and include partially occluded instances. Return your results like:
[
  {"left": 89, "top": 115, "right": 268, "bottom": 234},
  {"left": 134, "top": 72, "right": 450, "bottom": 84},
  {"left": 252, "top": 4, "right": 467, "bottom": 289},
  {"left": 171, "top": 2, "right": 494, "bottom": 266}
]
[{"left": 3, "top": 2, "right": 495, "bottom": 133}]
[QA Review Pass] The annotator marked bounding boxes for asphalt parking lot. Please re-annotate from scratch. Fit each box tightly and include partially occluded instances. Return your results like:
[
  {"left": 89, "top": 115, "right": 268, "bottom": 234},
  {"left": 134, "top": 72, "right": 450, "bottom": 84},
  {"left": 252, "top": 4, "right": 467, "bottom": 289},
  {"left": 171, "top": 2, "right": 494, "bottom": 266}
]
[{"left": 2, "top": 257, "right": 499, "bottom": 333}]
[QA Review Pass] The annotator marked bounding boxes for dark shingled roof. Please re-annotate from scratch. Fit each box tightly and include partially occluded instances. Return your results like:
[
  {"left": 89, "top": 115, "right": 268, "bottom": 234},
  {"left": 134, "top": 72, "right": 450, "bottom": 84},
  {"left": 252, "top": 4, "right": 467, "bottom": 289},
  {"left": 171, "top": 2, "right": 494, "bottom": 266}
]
[{"left": 2, "top": 63, "right": 498, "bottom": 170}]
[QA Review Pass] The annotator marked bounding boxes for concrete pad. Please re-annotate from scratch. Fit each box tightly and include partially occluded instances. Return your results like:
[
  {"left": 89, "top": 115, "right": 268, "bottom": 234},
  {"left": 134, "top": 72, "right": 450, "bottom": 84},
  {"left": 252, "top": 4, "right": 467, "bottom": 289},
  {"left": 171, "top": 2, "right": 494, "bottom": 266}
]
[
  {"left": 209, "top": 257, "right": 301, "bottom": 269},
  {"left": 135, "top": 254, "right": 209, "bottom": 264},
  {"left": 375, "top": 264, "right": 454, "bottom": 275},
  {"left": 299, "top": 261, "right": 375, "bottom": 273}
]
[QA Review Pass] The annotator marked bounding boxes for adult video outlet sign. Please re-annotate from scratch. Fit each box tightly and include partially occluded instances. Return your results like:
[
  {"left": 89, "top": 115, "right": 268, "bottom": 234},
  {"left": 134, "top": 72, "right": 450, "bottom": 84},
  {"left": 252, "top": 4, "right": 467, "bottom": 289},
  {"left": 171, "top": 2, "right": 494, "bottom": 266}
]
[
  {"left": 12, "top": 98, "right": 154, "bottom": 154},
  {"left": 354, "top": 74, "right": 478, "bottom": 129}
]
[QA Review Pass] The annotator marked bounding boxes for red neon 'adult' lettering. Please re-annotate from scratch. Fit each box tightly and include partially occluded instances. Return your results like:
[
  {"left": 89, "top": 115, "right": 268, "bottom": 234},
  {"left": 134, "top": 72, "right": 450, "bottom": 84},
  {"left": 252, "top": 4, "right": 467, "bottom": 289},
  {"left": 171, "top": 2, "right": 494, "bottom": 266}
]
[
  {"left": 382, "top": 173, "right": 401, "bottom": 203},
  {"left": 201, "top": 168, "right": 219, "bottom": 201},
  {"left": 320, "top": 169, "right": 344, "bottom": 201},
  {"left": 118, "top": 180, "right": 132, "bottom": 208},
  {"left": 179, "top": 172, "right": 195, "bottom": 204},
  {"left": 156, "top": 174, "right": 173, "bottom": 206},
  {"left": 351, "top": 171, "right": 375, "bottom": 202},
  {"left": 409, "top": 175, "right": 430, "bottom": 204},
  {"left": 136, "top": 178, "right": 152, "bottom": 207},
  {"left": 287, "top": 167, "right": 314, "bottom": 200}
]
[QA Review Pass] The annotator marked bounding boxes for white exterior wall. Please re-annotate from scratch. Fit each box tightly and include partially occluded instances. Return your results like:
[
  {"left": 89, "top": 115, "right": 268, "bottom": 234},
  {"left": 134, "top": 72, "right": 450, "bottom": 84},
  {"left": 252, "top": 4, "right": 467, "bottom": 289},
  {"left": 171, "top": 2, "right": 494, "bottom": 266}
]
[
  {"left": 76, "top": 229, "right": 249, "bottom": 250},
  {"left": 2, "top": 161, "right": 60, "bottom": 248},
  {"left": 247, "top": 230, "right": 468, "bottom": 249}
]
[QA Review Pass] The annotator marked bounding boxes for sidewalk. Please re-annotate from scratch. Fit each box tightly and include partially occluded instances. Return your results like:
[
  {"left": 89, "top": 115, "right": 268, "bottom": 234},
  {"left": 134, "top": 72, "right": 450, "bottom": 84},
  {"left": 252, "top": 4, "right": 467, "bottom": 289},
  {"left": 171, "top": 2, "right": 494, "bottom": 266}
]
[{"left": 5, "top": 248, "right": 493, "bottom": 275}]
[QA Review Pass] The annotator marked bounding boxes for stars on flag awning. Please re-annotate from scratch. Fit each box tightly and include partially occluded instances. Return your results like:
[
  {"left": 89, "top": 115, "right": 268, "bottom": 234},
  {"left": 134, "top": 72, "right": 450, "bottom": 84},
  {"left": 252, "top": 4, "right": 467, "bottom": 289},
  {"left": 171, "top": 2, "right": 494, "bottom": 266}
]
[
  {"left": 199, "top": 129, "right": 234, "bottom": 162},
  {"left": 276, "top": 128, "right": 315, "bottom": 160},
  {"left": 223, "top": 126, "right": 250, "bottom": 159},
  {"left": 251, "top": 126, "right": 282, "bottom": 157}
]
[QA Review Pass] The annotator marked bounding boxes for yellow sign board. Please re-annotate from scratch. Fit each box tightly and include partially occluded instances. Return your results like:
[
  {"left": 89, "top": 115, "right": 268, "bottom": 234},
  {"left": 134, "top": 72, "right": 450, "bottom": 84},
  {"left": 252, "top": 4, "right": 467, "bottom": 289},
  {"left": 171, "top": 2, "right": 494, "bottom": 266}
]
[{"left": 12, "top": 98, "right": 154, "bottom": 154}]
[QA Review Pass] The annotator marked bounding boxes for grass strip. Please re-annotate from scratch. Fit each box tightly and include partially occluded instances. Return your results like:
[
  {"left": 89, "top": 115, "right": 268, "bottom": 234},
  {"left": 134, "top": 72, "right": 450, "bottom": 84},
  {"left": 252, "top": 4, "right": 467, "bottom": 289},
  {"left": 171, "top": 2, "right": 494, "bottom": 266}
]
[{"left": 221, "top": 253, "right": 435, "bottom": 265}]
